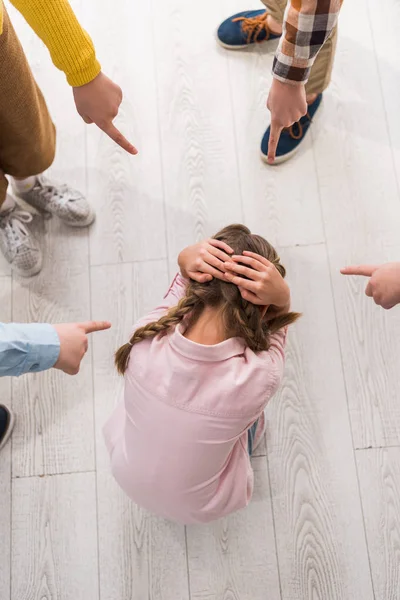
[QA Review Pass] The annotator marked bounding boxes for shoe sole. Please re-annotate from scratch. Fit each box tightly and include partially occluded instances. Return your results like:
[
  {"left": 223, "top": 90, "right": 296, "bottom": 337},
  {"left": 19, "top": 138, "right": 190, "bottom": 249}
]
[
  {"left": 216, "top": 29, "right": 278, "bottom": 51},
  {"left": 217, "top": 37, "right": 252, "bottom": 50},
  {"left": 63, "top": 207, "right": 96, "bottom": 228},
  {"left": 260, "top": 144, "right": 301, "bottom": 165},
  {"left": 0, "top": 406, "right": 15, "bottom": 452},
  {"left": 13, "top": 254, "right": 43, "bottom": 278}
]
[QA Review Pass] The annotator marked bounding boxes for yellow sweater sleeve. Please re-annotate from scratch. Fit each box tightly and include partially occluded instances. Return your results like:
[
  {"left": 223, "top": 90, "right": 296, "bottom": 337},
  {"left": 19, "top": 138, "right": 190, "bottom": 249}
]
[{"left": 9, "top": 0, "right": 101, "bottom": 86}]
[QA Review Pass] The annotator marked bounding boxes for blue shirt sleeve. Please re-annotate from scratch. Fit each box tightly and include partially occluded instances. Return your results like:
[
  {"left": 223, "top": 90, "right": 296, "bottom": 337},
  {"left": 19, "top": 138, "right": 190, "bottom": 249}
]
[{"left": 0, "top": 323, "right": 60, "bottom": 377}]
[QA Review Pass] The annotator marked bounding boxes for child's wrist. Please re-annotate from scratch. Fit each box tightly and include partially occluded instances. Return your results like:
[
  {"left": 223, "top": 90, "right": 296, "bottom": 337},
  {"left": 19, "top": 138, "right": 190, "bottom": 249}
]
[
  {"left": 274, "top": 288, "right": 290, "bottom": 311},
  {"left": 279, "top": 301, "right": 291, "bottom": 315},
  {"left": 177, "top": 251, "right": 188, "bottom": 278}
]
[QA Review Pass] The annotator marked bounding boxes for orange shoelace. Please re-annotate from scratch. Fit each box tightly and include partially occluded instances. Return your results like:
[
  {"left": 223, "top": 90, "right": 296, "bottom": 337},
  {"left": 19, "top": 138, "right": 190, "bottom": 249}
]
[
  {"left": 287, "top": 112, "right": 311, "bottom": 140},
  {"left": 232, "top": 13, "right": 271, "bottom": 44}
]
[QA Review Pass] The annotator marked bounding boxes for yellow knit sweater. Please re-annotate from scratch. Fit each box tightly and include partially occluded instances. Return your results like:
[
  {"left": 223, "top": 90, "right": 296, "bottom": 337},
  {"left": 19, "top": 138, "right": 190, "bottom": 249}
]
[{"left": 0, "top": 0, "right": 101, "bottom": 86}]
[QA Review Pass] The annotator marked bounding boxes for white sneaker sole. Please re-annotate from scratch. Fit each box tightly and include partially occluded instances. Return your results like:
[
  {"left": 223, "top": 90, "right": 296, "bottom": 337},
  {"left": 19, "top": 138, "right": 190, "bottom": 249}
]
[
  {"left": 12, "top": 252, "right": 43, "bottom": 278},
  {"left": 216, "top": 36, "right": 251, "bottom": 50},
  {"left": 0, "top": 406, "right": 15, "bottom": 451},
  {"left": 216, "top": 28, "right": 280, "bottom": 51},
  {"left": 63, "top": 207, "right": 96, "bottom": 228},
  {"left": 260, "top": 144, "right": 302, "bottom": 165}
]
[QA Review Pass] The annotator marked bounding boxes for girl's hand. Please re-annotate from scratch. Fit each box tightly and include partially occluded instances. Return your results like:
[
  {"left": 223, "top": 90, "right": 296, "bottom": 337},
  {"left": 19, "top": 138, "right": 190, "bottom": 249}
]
[
  {"left": 224, "top": 251, "right": 290, "bottom": 310},
  {"left": 178, "top": 239, "right": 234, "bottom": 283}
]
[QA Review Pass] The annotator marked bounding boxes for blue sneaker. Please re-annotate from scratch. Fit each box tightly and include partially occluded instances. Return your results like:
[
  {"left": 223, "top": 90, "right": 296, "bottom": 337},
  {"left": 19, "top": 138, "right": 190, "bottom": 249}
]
[
  {"left": 261, "top": 94, "right": 323, "bottom": 164},
  {"left": 217, "top": 10, "right": 281, "bottom": 50}
]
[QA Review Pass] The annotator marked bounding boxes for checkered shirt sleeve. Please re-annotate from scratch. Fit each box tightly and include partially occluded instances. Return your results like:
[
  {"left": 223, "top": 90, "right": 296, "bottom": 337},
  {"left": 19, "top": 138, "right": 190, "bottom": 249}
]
[{"left": 272, "top": 0, "right": 342, "bottom": 85}]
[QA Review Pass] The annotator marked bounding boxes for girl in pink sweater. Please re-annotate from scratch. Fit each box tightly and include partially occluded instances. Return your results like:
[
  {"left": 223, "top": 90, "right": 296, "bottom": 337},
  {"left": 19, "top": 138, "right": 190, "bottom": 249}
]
[{"left": 104, "top": 224, "right": 299, "bottom": 523}]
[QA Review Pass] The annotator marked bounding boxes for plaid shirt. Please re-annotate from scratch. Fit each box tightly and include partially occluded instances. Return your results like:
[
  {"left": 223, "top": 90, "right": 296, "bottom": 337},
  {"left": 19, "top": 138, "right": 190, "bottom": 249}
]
[{"left": 273, "top": 0, "right": 342, "bottom": 85}]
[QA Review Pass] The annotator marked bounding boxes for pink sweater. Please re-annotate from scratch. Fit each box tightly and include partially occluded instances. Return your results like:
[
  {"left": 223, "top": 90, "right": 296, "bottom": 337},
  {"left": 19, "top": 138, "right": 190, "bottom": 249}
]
[{"left": 103, "top": 274, "right": 287, "bottom": 524}]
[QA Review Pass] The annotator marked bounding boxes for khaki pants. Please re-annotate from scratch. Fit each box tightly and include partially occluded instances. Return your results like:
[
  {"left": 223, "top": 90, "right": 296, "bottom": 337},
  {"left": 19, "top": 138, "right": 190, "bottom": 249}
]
[
  {"left": 262, "top": 0, "right": 338, "bottom": 95},
  {"left": 0, "top": 4, "right": 56, "bottom": 206}
]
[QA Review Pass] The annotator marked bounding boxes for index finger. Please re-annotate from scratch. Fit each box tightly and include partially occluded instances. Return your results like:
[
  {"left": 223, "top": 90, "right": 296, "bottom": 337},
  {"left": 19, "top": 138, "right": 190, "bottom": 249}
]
[
  {"left": 101, "top": 122, "right": 138, "bottom": 155},
  {"left": 224, "top": 261, "right": 261, "bottom": 281},
  {"left": 80, "top": 321, "right": 112, "bottom": 334},
  {"left": 340, "top": 265, "right": 379, "bottom": 277},
  {"left": 267, "top": 122, "right": 283, "bottom": 165},
  {"left": 198, "top": 262, "right": 228, "bottom": 281},
  {"left": 239, "top": 251, "right": 275, "bottom": 270},
  {"left": 224, "top": 273, "right": 259, "bottom": 294},
  {"left": 207, "top": 245, "right": 234, "bottom": 265},
  {"left": 209, "top": 238, "right": 234, "bottom": 254}
]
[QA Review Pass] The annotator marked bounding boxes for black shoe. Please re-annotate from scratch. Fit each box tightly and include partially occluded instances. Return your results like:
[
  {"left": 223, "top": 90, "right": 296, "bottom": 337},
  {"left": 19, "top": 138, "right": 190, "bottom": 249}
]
[{"left": 0, "top": 404, "right": 15, "bottom": 450}]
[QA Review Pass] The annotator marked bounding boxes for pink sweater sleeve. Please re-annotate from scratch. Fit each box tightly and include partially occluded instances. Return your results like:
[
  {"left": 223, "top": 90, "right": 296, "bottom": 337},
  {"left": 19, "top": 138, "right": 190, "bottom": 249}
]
[{"left": 266, "top": 327, "right": 288, "bottom": 376}]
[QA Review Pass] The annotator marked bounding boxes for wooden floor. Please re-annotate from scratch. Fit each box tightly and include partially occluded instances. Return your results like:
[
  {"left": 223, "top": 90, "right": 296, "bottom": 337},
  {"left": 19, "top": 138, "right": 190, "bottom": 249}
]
[{"left": 1, "top": 0, "right": 400, "bottom": 598}]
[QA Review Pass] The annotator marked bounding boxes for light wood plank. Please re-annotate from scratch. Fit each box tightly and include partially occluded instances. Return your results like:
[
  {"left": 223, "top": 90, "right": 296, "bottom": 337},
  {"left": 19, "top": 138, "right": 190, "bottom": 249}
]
[
  {"left": 91, "top": 261, "right": 190, "bottom": 600},
  {"left": 221, "top": 0, "right": 324, "bottom": 248},
  {"left": 151, "top": 0, "right": 243, "bottom": 275},
  {"left": 7, "top": 1, "right": 94, "bottom": 477},
  {"left": 82, "top": 0, "right": 167, "bottom": 266},
  {"left": 267, "top": 245, "right": 373, "bottom": 600},
  {"left": 0, "top": 248, "right": 11, "bottom": 277},
  {"left": 11, "top": 472, "right": 98, "bottom": 600},
  {"left": 96, "top": 469, "right": 190, "bottom": 600},
  {"left": 0, "top": 276, "right": 12, "bottom": 600},
  {"left": 313, "top": 0, "right": 400, "bottom": 448},
  {"left": 357, "top": 448, "right": 400, "bottom": 600},
  {"left": 90, "top": 260, "right": 170, "bottom": 469},
  {"left": 367, "top": 0, "right": 400, "bottom": 191},
  {"left": 252, "top": 432, "right": 267, "bottom": 457},
  {"left": 11, "top": 217, "right": 94, "bottom": 476},
  {"left": 186, "top": 456, "right": 281, "bottom": 600}
]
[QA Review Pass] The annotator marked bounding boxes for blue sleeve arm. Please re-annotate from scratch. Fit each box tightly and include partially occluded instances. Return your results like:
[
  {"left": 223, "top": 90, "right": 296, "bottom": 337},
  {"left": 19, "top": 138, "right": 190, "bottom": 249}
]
[{"left": 0, "top": 323, "right": 60, "bottom": 377}]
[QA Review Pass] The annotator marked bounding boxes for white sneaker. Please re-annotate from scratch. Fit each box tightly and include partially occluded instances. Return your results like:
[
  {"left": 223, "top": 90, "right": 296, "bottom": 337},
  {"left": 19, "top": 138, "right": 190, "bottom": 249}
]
[
  {"left": 0, "top": 200, "right": 42, "bottom": 277},
  {"left": 16, "top": 175, "right": 95, "bottom": 228}
]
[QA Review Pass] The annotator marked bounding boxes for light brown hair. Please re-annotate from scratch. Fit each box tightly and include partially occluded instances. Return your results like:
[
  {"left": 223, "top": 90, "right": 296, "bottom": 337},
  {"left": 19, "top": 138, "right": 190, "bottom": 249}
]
[{"left": 115, "top": 224, "right": 300, "bottom": 374}]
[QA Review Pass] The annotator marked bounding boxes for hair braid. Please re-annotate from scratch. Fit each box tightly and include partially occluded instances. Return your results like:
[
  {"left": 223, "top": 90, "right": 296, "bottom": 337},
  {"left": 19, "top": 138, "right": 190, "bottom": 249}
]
[
  {"left": 115, "top": 291, "right": 202, "bottom": 375},
  {"left": 229, "top": 299, "right": 269, "bottom": 353},
  {"left": 115, "top": 223, "right": 301, "bottom": 375}
]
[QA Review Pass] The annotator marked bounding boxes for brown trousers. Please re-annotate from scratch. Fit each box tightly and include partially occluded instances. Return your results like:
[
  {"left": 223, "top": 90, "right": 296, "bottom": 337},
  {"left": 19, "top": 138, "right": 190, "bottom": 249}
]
[
  {"left": 0, "top": 4, "right": 56, "bottom": 206},
  {"left": 262, "top": 0, "right": 338, "bottom": 95}
]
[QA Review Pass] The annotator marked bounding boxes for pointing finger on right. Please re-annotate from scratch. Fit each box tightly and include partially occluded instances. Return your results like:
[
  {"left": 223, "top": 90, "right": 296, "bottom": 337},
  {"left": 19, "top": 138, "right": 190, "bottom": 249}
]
[
  {"left": 365, "top": 281, "right": 373, "bottom": 298},
  {"left": 340, "top": 265, "right": 379, "bottom": 277}
]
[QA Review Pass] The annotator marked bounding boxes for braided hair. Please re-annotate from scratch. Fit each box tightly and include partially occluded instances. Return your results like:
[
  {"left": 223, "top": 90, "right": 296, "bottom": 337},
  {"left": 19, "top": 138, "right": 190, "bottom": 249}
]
[{"left": 115, "top": 224, "right": 300, "bottom": 375}]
